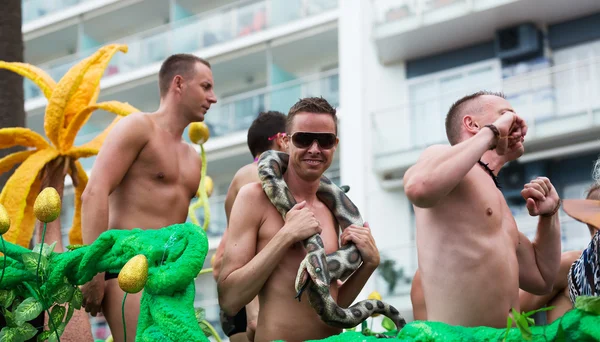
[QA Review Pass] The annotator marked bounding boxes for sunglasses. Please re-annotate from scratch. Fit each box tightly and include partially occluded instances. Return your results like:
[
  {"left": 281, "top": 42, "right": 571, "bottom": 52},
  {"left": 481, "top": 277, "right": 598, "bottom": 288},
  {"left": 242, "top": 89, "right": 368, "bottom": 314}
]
[{"left": 290, "top": 132, "right": 337, "bottom": 149}]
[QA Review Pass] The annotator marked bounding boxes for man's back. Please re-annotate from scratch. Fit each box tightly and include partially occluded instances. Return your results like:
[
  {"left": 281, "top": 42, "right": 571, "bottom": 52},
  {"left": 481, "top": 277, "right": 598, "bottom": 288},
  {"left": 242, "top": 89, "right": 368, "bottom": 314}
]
[{"left": 414, "top": 146, "right": 521, "bottom": 327}]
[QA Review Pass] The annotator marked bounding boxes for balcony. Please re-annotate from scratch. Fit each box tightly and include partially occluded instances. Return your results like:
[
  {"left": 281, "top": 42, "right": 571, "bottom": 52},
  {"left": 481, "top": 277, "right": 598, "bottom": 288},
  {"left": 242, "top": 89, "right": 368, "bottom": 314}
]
[
  {"left": 23, "top": 0, "right": 100, "bottom": 24},
  {"left": 371, "top": 0, "right": 600, "bottom": 64},
  {"left": 371, "top": 56, "right": 600, "bottom": 177},
  {"left": 23, "top": 0, "right": 339, "bottom": 103},
  {"left": 203, "top": 69, "right": 339, "bottom": 139}
]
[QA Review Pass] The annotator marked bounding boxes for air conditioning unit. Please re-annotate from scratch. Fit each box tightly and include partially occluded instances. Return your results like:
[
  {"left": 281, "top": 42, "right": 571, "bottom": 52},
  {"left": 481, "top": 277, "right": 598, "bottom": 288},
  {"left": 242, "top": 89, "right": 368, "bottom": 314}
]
[{"left": 494, "top": 23, "right": 543, "bottom": 63}]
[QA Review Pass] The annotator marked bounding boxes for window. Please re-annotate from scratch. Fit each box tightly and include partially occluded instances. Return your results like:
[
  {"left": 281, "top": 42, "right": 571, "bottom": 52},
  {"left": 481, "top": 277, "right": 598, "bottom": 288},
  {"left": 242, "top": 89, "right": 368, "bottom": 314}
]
[{"left": 406, "top": 60, "right": 501, "bottom": 148}]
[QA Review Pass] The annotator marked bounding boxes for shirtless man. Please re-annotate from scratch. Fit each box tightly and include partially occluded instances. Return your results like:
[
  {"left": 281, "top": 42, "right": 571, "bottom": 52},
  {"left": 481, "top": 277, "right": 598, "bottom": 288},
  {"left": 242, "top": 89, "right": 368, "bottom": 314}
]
[
  {"left": 411, "top": 183, "right": 600, "bottom": 324},
  {"left": 79, "top": 53, "right": 217, "bottom": 341},
  {"left": 212, "top": 110, "right": 288, "bottom": 342},
  {"left": 217, "top": 97, "right": 380, "bottom": 341},
  {"left": 404, "top": 91, "right": 562, "bottom": 328}
]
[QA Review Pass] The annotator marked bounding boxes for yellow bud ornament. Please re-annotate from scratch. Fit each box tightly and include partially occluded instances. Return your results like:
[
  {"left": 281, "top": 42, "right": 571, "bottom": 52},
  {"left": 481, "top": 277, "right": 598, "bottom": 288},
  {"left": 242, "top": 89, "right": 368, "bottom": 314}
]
[{"left": 33, "top": 187, "right": 61, "bottom": 223}]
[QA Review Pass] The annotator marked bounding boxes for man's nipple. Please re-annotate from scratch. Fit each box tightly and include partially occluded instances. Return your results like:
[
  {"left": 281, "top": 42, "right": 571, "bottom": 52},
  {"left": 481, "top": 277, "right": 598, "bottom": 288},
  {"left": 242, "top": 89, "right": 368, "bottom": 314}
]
[
  {"left": 157, "top": 172, "right": 165, "bottom": 179},
  {"left": 486, "top": 207, "right": 493, "bottom": 216}
]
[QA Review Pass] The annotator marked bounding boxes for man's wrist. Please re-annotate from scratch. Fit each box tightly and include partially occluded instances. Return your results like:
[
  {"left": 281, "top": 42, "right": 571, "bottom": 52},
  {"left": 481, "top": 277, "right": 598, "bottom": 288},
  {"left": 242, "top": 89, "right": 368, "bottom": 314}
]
[
  {"left": 541, "top": 199, "right": 562, "bottom": 218},
  {"left": 483, "top": 124, "right": 500, "bottom": 150}
]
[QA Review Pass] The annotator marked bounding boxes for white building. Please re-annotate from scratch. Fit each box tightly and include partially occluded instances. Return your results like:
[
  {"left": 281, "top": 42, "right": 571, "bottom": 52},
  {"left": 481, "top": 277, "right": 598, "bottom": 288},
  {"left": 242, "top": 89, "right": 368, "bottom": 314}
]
[{"left": 20, "top": 0, "right": 600, "bottom": 339}]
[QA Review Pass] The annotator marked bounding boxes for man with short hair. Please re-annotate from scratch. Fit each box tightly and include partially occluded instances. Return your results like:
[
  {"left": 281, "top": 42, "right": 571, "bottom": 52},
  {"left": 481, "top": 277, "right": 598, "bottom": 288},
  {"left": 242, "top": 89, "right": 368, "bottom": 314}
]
[
  {"left": 404, "top": 91, "right": 562, "bottom": 328},
  {"left": 212, "top": 110, "right": 288, "bottom": 342},
  {"left": 80, "top": 53, "right": 217, "bottom": 341},
  {"left": 217, "top": 97, "right": 380, "bottom": 341}
]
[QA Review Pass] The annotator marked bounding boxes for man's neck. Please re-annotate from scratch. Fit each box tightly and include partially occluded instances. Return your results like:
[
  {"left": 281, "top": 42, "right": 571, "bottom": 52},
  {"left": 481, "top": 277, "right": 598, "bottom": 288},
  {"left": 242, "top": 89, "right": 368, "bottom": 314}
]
[
  {"left": 284, "top": 168, "right": 320, "bottom": 204},
  {"left": 480, "top": 151, "right": 506, "bottom": 176},
  {"left": 153, "top": 107, "right": 189, "bottom": 139}
]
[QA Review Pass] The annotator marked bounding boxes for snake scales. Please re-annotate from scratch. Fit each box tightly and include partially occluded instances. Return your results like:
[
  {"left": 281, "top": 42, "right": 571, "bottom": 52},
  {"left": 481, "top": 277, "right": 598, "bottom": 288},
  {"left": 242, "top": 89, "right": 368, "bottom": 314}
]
[{"left": 257, "top": 150, "right": 406, "bottom": 333}]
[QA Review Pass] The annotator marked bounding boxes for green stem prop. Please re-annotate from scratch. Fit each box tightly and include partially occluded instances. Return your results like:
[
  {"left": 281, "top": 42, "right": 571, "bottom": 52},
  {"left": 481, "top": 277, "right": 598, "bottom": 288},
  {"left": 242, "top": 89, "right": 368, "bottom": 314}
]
[
  {"left": 36, "top": 222, "right": 61, "bottom": 342},
  {"left": 0, "top": 236, "right": 5, "bottom": 285},
  {"left": 199, "top": 144, "right": 210, "bottom": 232},
  {"left": 202, "top": 320, "right": 222, "bottom": 342},
  {"left": 122, "top": 293, "right": 128, "bottom": 342},
  {"left": 36, "top": 222, "right": 47, "bottom": 285}
]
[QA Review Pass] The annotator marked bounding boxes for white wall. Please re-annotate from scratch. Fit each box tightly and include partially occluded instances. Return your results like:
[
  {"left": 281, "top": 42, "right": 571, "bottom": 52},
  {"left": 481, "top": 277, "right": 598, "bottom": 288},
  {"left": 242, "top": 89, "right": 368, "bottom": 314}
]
[{"left": 338, "top": 0, "right": 415, "bottom": 319}]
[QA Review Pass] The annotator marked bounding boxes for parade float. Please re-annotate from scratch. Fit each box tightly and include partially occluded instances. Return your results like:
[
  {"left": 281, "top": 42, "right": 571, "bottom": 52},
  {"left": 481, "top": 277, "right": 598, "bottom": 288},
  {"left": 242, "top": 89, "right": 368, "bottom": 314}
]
[{"left": 0, "top": 44, "right": 598, "bottom": 341}]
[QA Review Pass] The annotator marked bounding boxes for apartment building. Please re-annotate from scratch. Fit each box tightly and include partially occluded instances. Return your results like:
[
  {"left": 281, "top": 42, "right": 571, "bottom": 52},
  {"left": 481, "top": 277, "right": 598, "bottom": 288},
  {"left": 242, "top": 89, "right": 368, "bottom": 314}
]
[{"left": 21, "top": 0, "right": 600, "bottom": 338}]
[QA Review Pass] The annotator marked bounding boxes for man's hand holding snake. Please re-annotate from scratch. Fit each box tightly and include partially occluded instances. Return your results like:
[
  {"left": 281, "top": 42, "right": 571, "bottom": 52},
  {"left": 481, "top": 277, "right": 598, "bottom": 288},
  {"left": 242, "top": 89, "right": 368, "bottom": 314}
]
[{"left": 340, "top": 222, "right": 380, "bottom": 269}]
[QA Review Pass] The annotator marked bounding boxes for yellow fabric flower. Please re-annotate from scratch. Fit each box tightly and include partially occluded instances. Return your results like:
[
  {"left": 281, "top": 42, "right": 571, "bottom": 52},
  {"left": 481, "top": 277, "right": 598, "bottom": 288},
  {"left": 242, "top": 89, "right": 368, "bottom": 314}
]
[{"left": 0, "top": 44, "right": 140, "bottom": 247}]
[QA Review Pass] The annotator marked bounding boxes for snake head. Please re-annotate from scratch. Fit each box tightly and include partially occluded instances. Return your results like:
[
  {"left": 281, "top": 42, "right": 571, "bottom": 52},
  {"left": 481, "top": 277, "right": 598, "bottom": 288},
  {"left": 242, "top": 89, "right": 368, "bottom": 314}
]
[{"left": 294, "top": 239, "right": 330, "bottom": 301}]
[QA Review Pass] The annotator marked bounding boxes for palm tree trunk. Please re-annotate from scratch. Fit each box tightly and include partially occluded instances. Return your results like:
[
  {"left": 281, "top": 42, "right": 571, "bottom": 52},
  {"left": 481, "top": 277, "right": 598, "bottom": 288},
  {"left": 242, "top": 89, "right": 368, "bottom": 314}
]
[{"left": 0, "top": 0, "right": 25, "bottom": 190}]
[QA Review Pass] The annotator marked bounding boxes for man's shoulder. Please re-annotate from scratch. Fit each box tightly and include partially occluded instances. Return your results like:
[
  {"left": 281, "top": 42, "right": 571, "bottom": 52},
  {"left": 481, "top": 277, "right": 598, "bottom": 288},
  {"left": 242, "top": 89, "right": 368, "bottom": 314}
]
[{"left": 238, "top": 181, "right": 265, "bottom": 200}]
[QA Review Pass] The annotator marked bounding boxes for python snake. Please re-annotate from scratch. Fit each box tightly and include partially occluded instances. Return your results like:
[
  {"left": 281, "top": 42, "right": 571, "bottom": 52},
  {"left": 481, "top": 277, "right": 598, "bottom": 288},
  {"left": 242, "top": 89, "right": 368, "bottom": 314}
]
[{"left": 257, "top": 150, "right": 406, "bottom": 334}]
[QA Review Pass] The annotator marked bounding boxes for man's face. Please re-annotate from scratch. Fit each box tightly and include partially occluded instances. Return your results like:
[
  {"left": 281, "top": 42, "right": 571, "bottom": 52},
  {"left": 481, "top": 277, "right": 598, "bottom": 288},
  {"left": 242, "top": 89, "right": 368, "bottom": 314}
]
[
  {"left": 181, "top": 62, "right": 217, "bottom": 122},
  {"left": 286, "top": 112, "right": 338, "bottom": 182},
  {"left": 474, "top": 95, "right": 525, "bottom": 159}
]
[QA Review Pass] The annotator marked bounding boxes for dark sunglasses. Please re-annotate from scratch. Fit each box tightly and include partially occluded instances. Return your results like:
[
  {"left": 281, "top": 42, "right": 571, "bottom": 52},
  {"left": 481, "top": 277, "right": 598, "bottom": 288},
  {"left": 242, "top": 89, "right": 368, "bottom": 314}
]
[{"left": 290, "top": 132, "right": 337, "bottom": 149}]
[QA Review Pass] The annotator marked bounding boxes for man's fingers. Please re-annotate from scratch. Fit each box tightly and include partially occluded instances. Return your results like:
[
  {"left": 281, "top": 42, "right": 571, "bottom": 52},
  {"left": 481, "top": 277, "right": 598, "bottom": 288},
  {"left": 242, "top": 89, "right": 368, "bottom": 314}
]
[
  {"left": 522, "top": 187, "right": 545, "bottom": 201},
  {"left": 532, "top": 179, "right": 549, "bottom": 195}
]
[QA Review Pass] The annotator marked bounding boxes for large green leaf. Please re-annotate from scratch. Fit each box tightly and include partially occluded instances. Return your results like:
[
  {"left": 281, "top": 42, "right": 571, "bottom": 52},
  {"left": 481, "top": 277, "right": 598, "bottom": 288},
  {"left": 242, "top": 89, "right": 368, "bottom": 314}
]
[
  {"left": 52, "top": 284, "right": 75, "bottom": 304},
  {"left": 14, "top": 297, "right": 43, "bottom": 326},
  {"left": 71, "top": 287, "right": 83, "bottom": 310},
  {"left": 195, "top": 307, "right": 205, "bottom": 322},
  {"left": 22, "top": 252, "right": 48, "bottom": 277},
  {"left": 0, "top": 289, "right": 15, "bottom": 308},
  {"left": 32, "top": 242, "right": 57, "bottom": 258},
  {"left": 50, "top": 305, "right": 66, "bottom": 327},
  {"left": 0, "top": 322, "right": 38, "bottom": 342},
  {"left": 575, "top": 296, "right": 600, "bottom": 315},
  {"left": 47, "top": 323, "right": 66, "bottom": 342}
]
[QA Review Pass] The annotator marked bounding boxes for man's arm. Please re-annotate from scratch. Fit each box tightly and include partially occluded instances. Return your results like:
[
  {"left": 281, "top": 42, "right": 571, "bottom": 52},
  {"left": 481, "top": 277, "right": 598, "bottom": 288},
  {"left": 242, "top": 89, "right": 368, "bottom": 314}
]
[
  {"left": 81, "top": 113, "right": 152, "bottom": 246},
  {"left": 80, "top": 114, "right": 151, "bottom": 315},
  {"left": 336, "top": 222, "right": 379, "bottom": 307},
  {"left": 519, "top": 250, "right": 581, "bottom": 311},
  {"left": 218, "top": 184, "right": 320, "bottom": 315},
  {"left": 410, "top": 269, "right": 427, "bottom": 321},
  {"left": 517, "top": 177, "right": 562, "bottom": 295},
  {"left": 404, "top": 128, "right": 496, "bottom": 208}
]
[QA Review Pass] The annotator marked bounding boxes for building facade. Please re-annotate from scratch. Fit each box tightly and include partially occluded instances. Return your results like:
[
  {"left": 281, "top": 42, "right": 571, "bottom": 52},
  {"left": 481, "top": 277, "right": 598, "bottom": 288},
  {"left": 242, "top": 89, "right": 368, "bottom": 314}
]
[{"left": 20, "top": 0, "right": 600, "bottom": 338}]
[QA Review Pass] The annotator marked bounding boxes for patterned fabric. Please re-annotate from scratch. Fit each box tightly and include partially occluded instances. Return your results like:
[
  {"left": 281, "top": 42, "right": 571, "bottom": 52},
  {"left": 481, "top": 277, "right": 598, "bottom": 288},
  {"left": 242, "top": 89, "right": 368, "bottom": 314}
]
[{"left": 568, "top": 230, "right": 600, "bottom": 303}]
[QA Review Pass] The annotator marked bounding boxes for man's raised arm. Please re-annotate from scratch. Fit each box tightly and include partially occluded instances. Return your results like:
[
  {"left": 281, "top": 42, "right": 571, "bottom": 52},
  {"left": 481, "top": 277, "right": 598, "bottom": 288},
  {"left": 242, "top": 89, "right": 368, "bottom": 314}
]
[
  {"left": 404, "top": 112, "right": 524, "bottom": 208},
  {"left": 516, "top": 177, "right": 562, "bottom": 295},
  {"left": 217, "top": 183, "right": 321, "bottom": 315}
]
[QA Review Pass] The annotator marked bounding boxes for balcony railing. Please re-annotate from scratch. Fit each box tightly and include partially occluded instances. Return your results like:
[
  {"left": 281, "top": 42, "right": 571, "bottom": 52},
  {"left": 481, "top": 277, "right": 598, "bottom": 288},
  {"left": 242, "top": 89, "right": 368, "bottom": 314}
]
[
  {"left": 371, "top": 56, "right": 600, "bottom": 160},
  {"left": 372, "top": 0, "right": 473, "bottom": 27},
  {"left": 23, "top": 0, "right": 338, "bottom": 101},
  {"left": 22, "top": 0, "right": 94, "bottom": 24},
  {"left": 201, "top": 69, "right": 339, "bottom": 139}
]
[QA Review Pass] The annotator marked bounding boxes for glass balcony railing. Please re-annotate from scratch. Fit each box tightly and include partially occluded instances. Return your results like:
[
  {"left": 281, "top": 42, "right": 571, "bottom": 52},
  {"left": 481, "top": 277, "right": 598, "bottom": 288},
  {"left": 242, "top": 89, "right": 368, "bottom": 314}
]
[
  {"left": 371, "top": 56, "right": 600, "bottom": 159},
  {"left": 24, "top": 0, "right": 339, "bottom": 101},
  {"left": 372, "top": 0, "right": 472, "bottom": 27},
  {"left": 22, "top": 0, "right": 94, "bottom": 24},
  {"left": 202, "top": 70, "right": 339, "bottom": 139}
]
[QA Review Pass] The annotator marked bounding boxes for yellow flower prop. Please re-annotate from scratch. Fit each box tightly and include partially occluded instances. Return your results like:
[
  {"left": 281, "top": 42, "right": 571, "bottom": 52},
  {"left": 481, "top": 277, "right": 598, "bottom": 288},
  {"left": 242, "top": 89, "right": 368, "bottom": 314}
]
[
  {"left": 0, "top": 44, "right": 140, "bottom": 247},
  {"left": 188, "top": 122, "right": 212, "bottom": 232}
]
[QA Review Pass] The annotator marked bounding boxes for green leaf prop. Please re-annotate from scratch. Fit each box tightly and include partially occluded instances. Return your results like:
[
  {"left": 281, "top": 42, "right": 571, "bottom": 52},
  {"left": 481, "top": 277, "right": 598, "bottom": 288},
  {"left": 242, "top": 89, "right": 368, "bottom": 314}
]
[{"left": 14, "top": 297, "right": 43, "bottom": 326}]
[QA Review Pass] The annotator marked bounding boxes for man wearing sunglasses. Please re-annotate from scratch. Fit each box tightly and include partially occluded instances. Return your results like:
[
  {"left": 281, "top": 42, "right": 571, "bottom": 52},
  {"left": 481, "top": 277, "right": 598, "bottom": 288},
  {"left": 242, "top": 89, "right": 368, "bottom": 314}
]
[
  {"left": 218, "top": 97, "right": 380, "bottom": 341},
  {"left": 213, "top": 110, "right": 288, "bottom": 342}
]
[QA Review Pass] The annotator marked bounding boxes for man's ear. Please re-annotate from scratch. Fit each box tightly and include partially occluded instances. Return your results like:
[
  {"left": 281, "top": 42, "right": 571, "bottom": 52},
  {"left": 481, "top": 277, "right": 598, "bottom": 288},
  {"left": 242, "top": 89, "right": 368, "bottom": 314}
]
[{"left": 463, "top": 115, "right": 480, "bottom": 135}]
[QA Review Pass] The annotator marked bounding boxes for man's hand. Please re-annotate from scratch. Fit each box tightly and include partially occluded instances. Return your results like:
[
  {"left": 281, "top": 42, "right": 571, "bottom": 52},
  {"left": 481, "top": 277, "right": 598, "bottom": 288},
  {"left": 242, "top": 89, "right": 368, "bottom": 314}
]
[
  {"left": 81, "top": 273, "right": 105, "bottom": 316},
  {"left": 340, "top": 222, "right": 380, "bottom": 268},
  {"left": 491, "top": 112, "right": 527, "bottom": 156},
  {"left": 280, "top": 201, "right": 322, "bottom": 244},
  {"left": 521, "top": 177, "right": 560, "bottom": 217}
]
